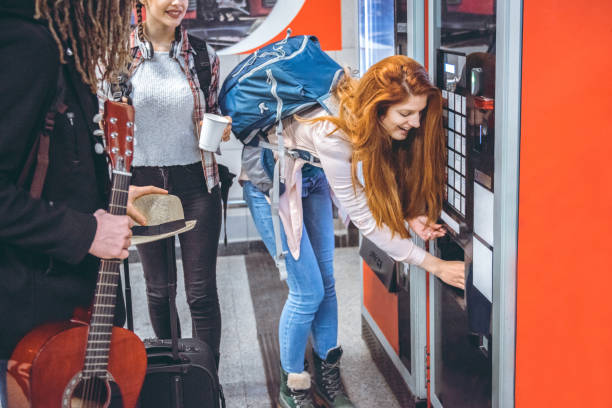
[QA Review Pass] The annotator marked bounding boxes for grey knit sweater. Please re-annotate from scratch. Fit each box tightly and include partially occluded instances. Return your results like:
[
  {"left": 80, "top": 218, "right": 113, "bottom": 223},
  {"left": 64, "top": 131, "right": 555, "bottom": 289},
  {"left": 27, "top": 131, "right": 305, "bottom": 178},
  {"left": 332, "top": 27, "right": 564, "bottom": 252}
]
[{"left": 131, "top": 51, "right": 202, "bottom": 167}]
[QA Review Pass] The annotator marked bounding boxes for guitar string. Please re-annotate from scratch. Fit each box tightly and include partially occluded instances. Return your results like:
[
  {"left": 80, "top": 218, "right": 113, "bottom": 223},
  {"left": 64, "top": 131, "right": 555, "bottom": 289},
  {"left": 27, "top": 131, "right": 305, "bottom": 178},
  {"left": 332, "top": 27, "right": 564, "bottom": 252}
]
[
  {"left": 81, "top": 112, "right": 133, "bottom": 405},
  {"left": 85, "top": 174, "right": 127, "bottom": 406},
  {"left": 83, "top": 171, "right": 130, "bottom": 406}
]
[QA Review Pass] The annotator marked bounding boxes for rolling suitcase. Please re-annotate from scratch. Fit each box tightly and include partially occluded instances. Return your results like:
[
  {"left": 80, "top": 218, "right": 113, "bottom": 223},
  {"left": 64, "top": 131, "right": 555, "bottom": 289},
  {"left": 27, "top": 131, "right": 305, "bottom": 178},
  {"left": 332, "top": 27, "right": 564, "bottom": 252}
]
[{"left": 123, "top": 238, "right": 225, "bottom": 408}]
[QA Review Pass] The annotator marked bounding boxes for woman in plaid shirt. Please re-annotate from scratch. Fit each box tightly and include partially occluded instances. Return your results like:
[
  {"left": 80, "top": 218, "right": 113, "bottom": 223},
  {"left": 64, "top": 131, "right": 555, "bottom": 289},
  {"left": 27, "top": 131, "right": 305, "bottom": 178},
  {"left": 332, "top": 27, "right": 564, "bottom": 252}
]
[{"left": 128, "top": 0, "right": 232, "bottom": 370}]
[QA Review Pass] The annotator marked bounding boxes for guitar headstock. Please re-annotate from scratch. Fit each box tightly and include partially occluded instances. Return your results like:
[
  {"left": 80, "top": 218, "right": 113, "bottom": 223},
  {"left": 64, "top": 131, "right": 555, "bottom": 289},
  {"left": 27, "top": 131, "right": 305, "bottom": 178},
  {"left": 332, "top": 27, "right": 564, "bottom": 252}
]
[{"left": 103, "top": 100, "right": 135, "bottom": 172}]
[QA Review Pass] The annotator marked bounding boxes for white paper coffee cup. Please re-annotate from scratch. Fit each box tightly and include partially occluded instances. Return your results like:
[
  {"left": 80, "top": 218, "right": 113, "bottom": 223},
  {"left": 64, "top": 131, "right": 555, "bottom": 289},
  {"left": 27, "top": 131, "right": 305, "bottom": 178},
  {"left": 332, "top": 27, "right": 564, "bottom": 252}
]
[{"left": 199, "top": 113, "right": 230, "bottom": 152}]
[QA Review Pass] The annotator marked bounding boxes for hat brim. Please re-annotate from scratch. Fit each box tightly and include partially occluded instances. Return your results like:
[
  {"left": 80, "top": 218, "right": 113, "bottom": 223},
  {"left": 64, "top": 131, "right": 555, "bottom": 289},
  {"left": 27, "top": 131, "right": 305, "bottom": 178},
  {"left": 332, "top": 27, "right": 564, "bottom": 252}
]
[{"left": 131, "top": 220, "right": 197, "bottom": 246}]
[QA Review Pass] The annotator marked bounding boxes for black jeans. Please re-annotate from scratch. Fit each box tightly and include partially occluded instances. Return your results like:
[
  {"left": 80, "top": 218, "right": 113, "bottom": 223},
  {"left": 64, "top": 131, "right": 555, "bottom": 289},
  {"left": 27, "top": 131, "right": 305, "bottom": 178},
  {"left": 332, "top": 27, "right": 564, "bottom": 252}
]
[{"left": 132, "top": 163, "right": 222, "bottom": 363}]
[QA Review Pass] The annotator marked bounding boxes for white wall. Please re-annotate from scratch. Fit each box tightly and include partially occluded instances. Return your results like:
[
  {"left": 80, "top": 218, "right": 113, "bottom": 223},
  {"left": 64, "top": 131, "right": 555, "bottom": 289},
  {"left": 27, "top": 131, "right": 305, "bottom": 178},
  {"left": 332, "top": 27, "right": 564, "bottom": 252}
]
[{"left": 216, "top": 0, "right": 359, "bottom": 201}]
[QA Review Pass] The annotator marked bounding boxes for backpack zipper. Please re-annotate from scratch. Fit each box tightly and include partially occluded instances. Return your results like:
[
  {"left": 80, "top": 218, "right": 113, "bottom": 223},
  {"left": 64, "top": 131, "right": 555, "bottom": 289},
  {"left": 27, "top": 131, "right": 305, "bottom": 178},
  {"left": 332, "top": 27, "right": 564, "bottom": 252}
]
[{"left": 236, "top": 36, "right": 310, "bottom": 83}]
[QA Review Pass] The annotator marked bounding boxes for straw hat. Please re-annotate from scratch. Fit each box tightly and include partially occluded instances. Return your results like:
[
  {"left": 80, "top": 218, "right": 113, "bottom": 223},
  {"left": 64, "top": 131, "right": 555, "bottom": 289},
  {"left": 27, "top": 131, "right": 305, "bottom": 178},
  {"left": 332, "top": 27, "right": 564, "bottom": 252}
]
[{"left": 131, "top": 194, "right": 196, "bottom": 245}]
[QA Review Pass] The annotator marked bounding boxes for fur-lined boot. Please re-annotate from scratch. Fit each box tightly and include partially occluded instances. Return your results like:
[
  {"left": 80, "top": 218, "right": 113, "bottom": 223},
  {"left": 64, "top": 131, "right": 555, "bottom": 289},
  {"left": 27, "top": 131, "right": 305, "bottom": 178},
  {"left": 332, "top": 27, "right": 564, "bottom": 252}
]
[{"left": 278, "top": 366, "right": 316, "bottom": 408}]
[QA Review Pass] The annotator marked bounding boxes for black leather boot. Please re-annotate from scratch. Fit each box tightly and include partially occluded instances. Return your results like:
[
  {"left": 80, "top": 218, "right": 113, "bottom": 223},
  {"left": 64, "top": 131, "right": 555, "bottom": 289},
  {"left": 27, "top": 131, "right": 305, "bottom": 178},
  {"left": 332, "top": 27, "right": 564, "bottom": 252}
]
[{"left": 312, "top": 346, "right": 355, "bottom": 407}]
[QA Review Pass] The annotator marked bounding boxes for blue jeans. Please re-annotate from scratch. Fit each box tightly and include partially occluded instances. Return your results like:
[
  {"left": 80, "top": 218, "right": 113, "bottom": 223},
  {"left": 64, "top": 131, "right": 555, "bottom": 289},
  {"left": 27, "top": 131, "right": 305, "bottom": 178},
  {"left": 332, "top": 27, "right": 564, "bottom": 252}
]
[
  {"left": 243, "top": 169, "right": 337, "bottom": 374},
  {"left": 132, "top": 163, "right": 222, "bottom": 365},
  {"left": 0, "top": 359, "right": 6, "bottom": 408}
]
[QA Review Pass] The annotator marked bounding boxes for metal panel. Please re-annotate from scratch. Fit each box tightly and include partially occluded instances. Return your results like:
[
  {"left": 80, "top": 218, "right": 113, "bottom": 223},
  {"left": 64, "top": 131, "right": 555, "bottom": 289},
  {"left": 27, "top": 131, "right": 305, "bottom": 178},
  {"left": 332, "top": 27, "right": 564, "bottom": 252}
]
[
  {"left": 409, "top": 257, "right": 429, "bottom": 398},
  {"left": 362, "top": 306, "right": 416, "bottom": 389},
  {"left": 406, "top": 0, "right": 425, "bottom": 64},
  {"left": 427, "top": 3, "right": 442, "bottom": 405},
  {"left": 428, "top": 246, "right": 443, "bottom": 408},
  {"left": 492, "top": 0, "right": 522, "bottom": 407}
]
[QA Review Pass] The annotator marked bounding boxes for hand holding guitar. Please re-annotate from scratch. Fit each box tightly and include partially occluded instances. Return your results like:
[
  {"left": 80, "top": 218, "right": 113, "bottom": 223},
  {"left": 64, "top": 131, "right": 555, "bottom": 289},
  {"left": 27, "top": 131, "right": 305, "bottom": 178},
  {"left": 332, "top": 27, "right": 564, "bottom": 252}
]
[
  {"left": 8, "top": 99, "right": 147, "bottom": 408},
  {"left": 89, "top": 210, "right": 134, "bottom": 259}
]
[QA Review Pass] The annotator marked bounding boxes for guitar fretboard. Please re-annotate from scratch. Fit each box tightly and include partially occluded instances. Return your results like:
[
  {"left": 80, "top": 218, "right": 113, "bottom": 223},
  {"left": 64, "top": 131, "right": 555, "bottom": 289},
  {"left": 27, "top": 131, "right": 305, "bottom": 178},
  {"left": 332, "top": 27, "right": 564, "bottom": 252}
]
[{"left": 83, "top": 171, "right": 131, "bottom": 378}]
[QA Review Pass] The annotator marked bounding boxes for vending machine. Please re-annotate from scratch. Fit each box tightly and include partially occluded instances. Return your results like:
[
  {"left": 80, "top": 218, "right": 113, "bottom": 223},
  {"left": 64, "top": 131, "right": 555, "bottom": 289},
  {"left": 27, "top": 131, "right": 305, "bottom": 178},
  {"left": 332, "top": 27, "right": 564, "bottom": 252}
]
[
  {"left": 432, "top": 9, "right": 496, "bottom": 408},
  {"left": 361, "top": 0, "right": 512, "bottom": 406},
  {"left": 362, "top": 0, "right": 612, "bottom": 406}
]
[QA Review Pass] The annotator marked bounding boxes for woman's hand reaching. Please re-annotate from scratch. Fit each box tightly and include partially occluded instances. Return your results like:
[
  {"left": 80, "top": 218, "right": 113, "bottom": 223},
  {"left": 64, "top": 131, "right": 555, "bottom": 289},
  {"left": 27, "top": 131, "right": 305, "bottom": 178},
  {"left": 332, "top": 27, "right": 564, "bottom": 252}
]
[
  {"left": 419, "top": 252, "right": 465, "bottom": 290},
  {"left": 435, "top": 260, "right": 465, "bottom": 290},
  {"left": 408, "top": 215, "right": 446, "bottom": 241}
]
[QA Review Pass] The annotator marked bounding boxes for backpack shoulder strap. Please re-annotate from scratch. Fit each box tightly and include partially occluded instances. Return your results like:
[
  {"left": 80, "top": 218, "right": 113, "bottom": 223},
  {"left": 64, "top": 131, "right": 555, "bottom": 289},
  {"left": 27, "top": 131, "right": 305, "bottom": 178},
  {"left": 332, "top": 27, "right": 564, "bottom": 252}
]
[
  {"left": 188, "top": 34, "right": 212, "bottom": 109},
  {"left": 17, "top": 67, "right": 67, "bottom": 199}
]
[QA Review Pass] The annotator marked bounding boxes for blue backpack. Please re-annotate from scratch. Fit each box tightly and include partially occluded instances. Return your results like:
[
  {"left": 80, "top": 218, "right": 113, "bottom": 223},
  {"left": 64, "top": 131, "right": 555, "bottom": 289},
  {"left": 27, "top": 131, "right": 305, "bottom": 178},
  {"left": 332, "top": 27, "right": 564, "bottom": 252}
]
[
  {"left": 219, "top": 32, "right": 343, "bottom": 277},
  {"left": 219, "top": 33, "right": 343, "bottom": 146}
]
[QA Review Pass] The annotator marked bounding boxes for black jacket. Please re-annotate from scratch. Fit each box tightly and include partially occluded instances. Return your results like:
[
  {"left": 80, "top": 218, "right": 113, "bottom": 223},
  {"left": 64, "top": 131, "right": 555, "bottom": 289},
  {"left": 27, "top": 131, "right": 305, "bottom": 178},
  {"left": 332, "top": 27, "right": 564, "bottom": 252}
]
[{"left": 0, "top": 2, "right": 117, "bottom": 358}]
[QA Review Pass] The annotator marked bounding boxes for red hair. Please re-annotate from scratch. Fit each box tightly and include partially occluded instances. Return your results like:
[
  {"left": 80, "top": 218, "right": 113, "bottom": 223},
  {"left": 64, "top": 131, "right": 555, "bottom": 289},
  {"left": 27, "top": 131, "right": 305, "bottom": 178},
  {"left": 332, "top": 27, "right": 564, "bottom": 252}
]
[{"left": 319, "top": 55, "right": 445, "bottom": 238}]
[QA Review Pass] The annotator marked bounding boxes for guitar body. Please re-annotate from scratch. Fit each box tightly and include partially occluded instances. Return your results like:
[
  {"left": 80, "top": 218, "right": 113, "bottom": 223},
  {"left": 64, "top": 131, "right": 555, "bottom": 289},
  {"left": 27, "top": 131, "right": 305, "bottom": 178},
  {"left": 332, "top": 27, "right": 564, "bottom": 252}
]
[{"left": 7, "top": 323, "right": 147, "bottom": 408}]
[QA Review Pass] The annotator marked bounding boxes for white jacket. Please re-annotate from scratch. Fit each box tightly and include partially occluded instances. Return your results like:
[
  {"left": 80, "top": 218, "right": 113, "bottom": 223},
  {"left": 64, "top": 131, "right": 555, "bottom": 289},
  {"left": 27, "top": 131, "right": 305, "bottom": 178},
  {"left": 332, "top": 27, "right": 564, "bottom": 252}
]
[{"left": 271, "top": 107, "right": 427, "bottom": 266}]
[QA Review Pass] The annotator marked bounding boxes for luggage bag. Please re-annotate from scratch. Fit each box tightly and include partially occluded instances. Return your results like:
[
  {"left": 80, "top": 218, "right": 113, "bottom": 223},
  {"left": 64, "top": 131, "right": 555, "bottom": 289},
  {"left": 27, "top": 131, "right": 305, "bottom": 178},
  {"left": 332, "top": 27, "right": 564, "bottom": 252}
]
[
  {"left": 140, "top": 337, "right": 223, "bottom": 408},
  {"left": 123, "top": 238, "right": 225, "bottom": 408}
]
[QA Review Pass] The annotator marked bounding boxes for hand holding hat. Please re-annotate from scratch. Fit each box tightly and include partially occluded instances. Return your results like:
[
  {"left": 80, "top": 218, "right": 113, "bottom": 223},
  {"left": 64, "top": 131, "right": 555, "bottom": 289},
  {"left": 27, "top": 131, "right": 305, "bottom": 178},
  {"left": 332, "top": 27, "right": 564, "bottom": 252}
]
[
  {"left": 131, "top": 193, "right": 197, "bottom": 245},
  {"left": 127, "top": 185, "right": 168, "bottom": 226}
]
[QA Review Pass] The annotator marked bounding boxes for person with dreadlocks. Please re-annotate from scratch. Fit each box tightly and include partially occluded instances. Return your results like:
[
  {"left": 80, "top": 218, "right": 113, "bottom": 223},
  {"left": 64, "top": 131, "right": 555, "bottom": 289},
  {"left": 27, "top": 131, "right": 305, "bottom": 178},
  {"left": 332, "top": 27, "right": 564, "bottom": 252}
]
[
  {"left": 125, "top": 0, "right": 232, "bottom": 371},
  {"left": 0, "top": 0, "right": 164, "bottom": 404}
]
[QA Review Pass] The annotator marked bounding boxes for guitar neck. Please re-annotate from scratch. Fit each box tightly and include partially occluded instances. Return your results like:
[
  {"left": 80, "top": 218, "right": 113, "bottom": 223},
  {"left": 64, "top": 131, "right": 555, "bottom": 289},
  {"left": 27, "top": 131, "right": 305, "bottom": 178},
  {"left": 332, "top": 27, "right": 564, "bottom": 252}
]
[{"left": 83, "top": 170, "right": 131, "bottom": 377}]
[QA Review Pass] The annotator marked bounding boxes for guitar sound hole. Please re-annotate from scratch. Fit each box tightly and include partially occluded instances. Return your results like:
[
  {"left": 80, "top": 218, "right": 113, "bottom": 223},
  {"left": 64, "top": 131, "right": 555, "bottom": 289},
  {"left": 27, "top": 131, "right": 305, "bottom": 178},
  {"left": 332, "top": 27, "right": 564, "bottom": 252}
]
[{"left": 68, "top": 377, "right": 110, "bottom": 408}]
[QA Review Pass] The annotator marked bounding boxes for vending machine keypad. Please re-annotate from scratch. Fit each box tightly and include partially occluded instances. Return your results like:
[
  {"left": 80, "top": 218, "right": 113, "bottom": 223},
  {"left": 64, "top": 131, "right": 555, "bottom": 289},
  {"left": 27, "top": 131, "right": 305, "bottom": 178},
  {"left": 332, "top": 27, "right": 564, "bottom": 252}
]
[{"left": 443, "top": 89, "right": 468, "bottom": 217}]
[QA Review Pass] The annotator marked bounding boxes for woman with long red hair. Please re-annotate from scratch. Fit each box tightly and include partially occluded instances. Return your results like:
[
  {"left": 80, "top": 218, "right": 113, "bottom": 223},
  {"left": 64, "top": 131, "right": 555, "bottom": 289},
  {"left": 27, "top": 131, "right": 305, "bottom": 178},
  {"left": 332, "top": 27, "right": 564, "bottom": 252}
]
[{"left": 243, "top": 55, "right": 464, "bottom": 407}]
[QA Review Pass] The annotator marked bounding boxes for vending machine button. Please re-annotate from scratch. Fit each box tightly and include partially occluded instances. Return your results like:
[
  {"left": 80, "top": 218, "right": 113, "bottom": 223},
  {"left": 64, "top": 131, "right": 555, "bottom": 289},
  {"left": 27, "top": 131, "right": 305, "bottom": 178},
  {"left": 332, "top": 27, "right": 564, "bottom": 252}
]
[
  {"left": 448, "top": 150, "right": 454, "bottom": 167},
  {"left": 449, "top": 112, "right": 455, "bottom": 131},
  {"left": 461, "top": 157, "right": 466, "bottom": 175},
  {"left": 448, "top": 130, "right": 454, "bottom": 149},
  {"left": 442, "top": 89, "right": 448, "bottom": 100},
  {"left": 461, "top": 196, "right": 466, "bottom": 214},
  {"left": 448, "top": 169, "right": 455, "bottom": 187},
  {"left": 454, "top": 172, "right": 461, "bottom": 191},
  {"left": 461, "top": 176, "right": 466, "bottom": 195},
  {"left": 455, "top": 154, "right": 462, "bottom": 172},
  {"left": 462, "top": 116, "right": 467, "bottom": 135},
  {"left": 448, "top": 91, "right": 455, "bottom": 110},
  {"left": 455, "top": 134, "right": 462, "bottom": 153},
  {"left": 448, "top": 186, "right": 454, "bottom": 205},
  {"left": 455, "top": 114, "right": 462, "bottom": 133},
  {"left": 462, "top": 137, "right": 467, "bottom": 155},
  {"left": 454, "top": 193, "right": 461, "bottom": 210},
  {"left": 462, "top": 96, "right": 467, "bottom": 115},
  {"left": 455, "top": 93, "right": 462, "bottom": 113}
]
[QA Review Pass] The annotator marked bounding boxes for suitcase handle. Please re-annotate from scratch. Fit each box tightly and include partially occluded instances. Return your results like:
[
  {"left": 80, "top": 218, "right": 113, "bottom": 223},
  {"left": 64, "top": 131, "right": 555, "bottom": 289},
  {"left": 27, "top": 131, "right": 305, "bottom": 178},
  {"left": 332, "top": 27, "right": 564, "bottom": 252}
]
[
  {"left": 166, "top": 238, "right": 181, "bottom": 360},
  {"left": 146, "top": 363, "right": 188, "bottom": 375}
]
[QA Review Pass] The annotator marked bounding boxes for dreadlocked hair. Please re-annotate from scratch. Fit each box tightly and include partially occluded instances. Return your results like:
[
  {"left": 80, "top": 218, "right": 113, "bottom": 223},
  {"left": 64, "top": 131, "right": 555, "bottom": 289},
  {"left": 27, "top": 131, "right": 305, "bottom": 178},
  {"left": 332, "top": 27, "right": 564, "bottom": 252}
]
[
  {"left": 136, "top": 2, "right": 146, "bottom": 42},
  {"left": 34, "top": 0, "right": 134, "bottom": 93}
]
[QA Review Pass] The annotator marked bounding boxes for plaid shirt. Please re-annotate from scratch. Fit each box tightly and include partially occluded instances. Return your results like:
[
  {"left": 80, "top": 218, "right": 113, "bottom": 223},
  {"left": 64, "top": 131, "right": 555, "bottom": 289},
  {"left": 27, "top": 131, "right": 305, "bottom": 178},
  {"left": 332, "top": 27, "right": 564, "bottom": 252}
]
[{"left": 130, "top": 27, "right": 220, "bottom": 192}]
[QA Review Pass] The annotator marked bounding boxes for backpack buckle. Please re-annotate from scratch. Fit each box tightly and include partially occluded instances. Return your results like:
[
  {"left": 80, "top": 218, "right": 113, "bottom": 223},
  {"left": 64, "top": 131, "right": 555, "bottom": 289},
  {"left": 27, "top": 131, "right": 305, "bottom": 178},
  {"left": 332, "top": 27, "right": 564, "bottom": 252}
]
[{"left": 286, "top": 149, "right": 320, "bottom": 166}]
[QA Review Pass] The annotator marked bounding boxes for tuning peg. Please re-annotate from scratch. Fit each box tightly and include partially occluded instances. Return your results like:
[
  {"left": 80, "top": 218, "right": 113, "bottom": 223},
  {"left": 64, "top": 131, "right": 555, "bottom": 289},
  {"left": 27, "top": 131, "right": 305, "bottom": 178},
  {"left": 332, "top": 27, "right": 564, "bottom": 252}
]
[
  {"left": 93, "top": 113, "right": 102, "bottom": 123},
  {"left": 93, "top": 129, "right": 104, "bottom": 137}
]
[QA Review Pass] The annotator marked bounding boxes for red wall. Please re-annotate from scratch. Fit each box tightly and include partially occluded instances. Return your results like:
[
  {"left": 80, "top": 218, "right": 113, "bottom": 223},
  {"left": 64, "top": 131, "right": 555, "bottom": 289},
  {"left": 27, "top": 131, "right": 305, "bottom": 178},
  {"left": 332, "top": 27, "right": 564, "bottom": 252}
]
[
  {"left": 517, "top": 2, "right": 612, "bottom": 406},
  {"left": 244, "top": 0, "right": 342, "bottom": 53},
  {"left": 363, "top": 262, "right": 399, "bottom": 353}
]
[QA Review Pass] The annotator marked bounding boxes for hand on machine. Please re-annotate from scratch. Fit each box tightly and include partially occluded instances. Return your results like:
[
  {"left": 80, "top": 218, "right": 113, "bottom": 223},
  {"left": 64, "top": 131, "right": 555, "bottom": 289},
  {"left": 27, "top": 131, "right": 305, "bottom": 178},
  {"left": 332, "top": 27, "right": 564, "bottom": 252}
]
[{"left": 408, "top": 215, "right": 447, "bottom": 241}]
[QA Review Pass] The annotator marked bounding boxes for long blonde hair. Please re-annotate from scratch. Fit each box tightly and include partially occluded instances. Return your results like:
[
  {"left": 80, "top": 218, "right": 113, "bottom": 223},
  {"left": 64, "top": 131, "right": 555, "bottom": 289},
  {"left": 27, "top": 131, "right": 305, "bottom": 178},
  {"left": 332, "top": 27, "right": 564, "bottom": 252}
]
[
  {"left": 35, "top": 0, "right": 134, "bottom": 93},
  {"left": 319, "top": 56, "right": 445, "bottom": 239}
]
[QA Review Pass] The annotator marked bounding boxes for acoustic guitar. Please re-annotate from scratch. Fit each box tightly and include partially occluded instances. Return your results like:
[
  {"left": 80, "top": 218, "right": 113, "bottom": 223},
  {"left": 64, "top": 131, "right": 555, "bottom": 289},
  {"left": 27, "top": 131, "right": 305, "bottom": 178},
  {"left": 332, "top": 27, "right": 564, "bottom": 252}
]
[{"left": 7, "top": 100, "right": 146, "bottom": 408}]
